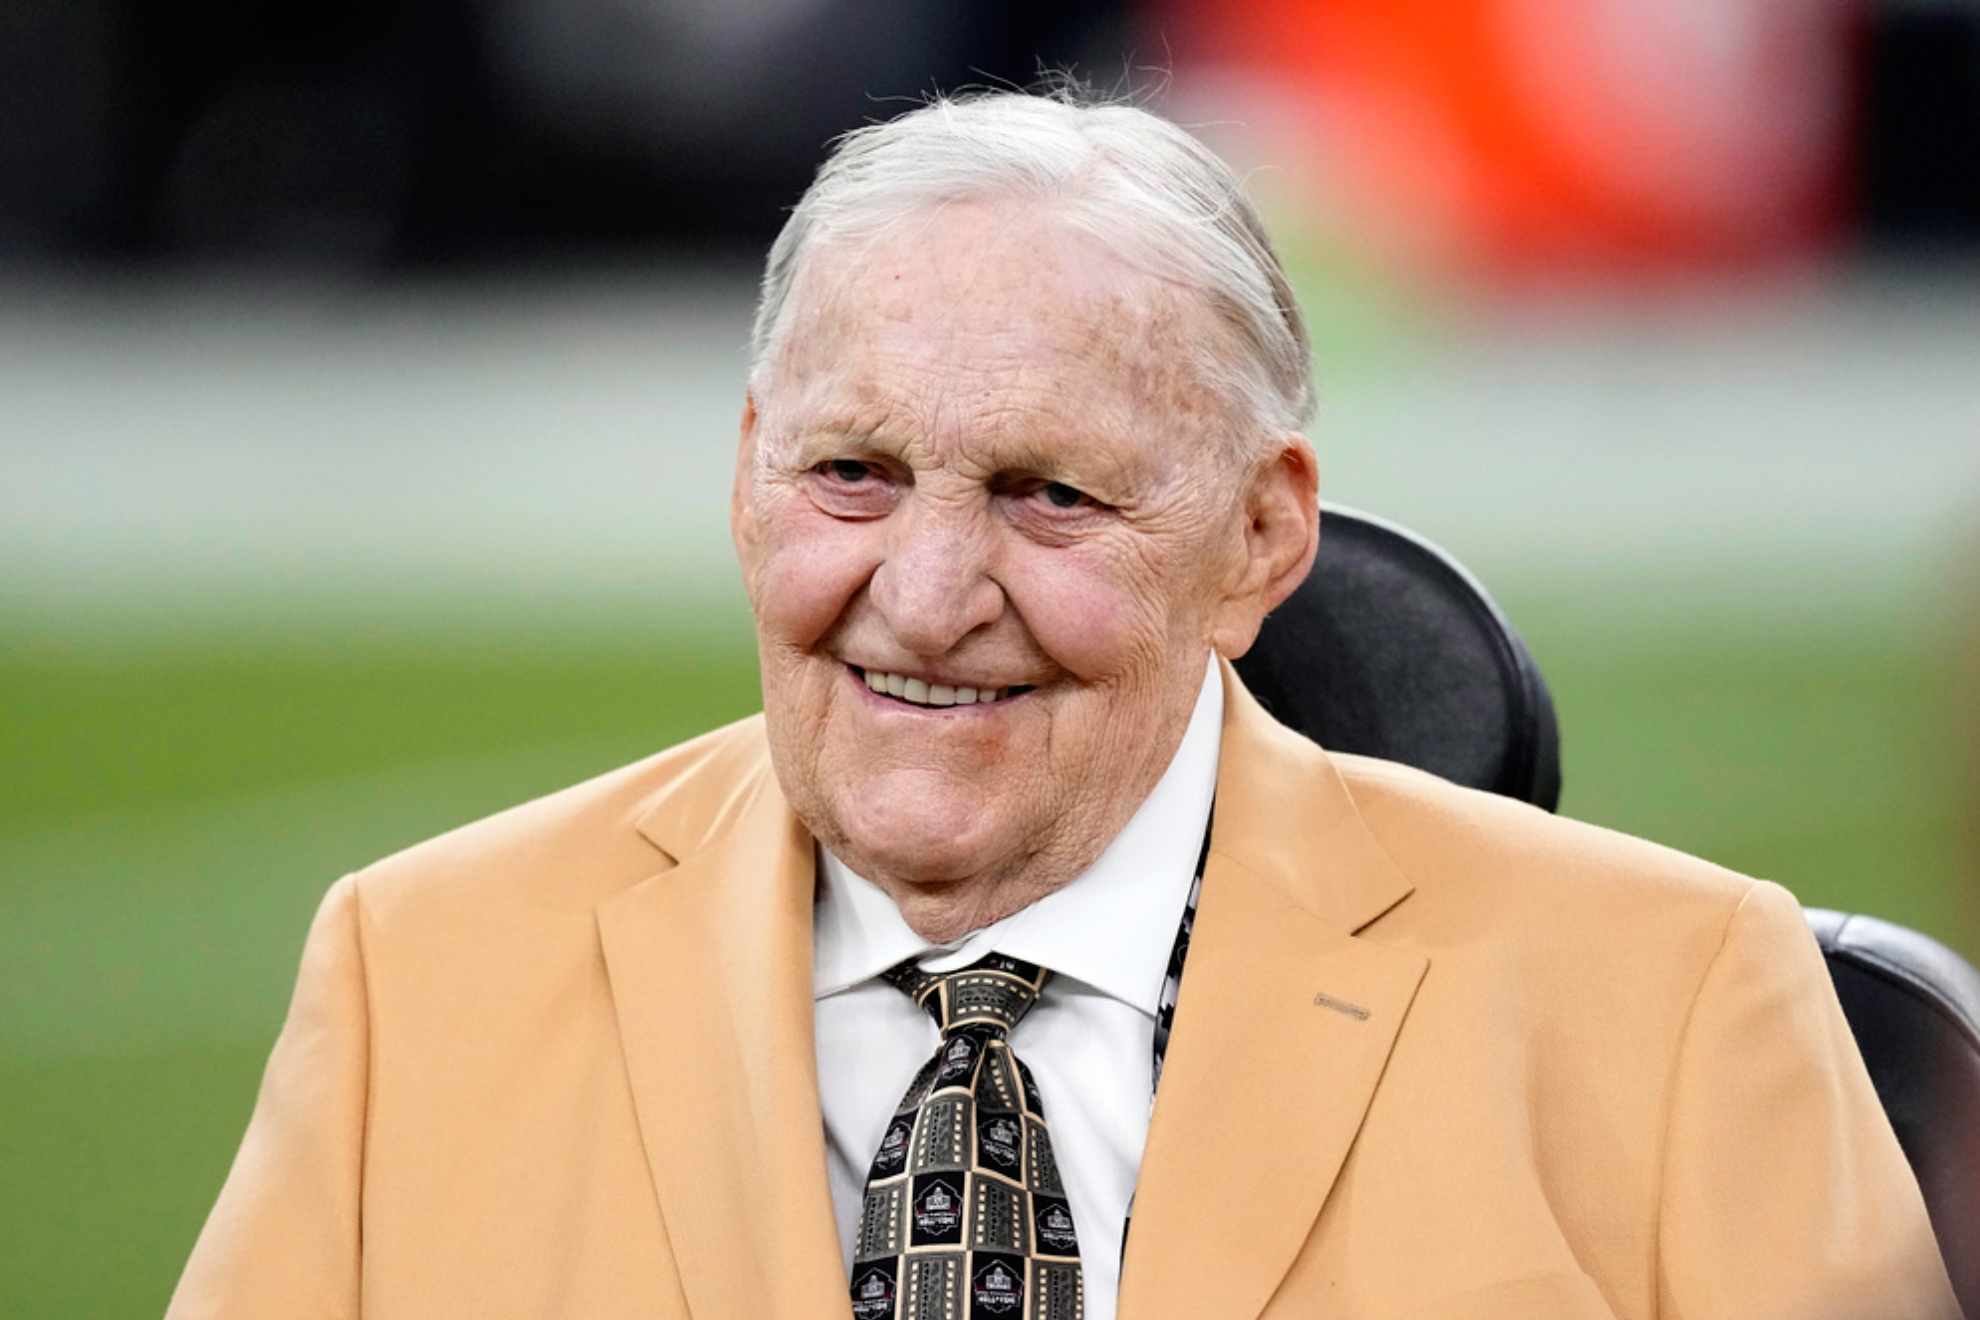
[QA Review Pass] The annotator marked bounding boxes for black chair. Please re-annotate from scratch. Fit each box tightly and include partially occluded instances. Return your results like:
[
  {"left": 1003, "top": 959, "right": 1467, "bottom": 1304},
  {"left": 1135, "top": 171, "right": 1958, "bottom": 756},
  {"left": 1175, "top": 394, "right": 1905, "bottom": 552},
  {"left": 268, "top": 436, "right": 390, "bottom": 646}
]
[
  {"left": 1237, "top": 504, "right": 1980, "bottom": 1315},
  {"left": 1807, "top": 910, "right": 1980, "bottom": 1312}
]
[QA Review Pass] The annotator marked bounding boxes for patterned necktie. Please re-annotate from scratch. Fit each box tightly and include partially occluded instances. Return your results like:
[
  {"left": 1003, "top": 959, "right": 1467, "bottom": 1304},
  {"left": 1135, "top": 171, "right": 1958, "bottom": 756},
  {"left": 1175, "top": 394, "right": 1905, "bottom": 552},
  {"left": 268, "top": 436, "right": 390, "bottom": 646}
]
[{"left": 848, "top": 952, "right": 1083, "bottom": 1320}]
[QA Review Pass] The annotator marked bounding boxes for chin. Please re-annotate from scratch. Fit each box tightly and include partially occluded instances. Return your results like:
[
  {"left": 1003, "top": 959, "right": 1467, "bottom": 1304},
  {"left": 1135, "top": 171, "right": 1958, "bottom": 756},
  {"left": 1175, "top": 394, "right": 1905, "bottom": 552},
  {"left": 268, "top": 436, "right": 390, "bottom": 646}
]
[{"left": 828, "top": 784, "right": 1017, "bottom": 888}]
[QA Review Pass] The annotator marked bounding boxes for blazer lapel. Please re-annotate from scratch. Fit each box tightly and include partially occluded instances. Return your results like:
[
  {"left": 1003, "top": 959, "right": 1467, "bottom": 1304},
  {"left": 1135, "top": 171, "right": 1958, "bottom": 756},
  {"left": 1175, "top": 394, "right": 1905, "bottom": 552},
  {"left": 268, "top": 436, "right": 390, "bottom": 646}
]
[
  {"left": 1117, "top": 664, "right": 1431, "bottom": 1320},
  {"left": 597, "top": 752, "right": 846, "bottom": 1317}
]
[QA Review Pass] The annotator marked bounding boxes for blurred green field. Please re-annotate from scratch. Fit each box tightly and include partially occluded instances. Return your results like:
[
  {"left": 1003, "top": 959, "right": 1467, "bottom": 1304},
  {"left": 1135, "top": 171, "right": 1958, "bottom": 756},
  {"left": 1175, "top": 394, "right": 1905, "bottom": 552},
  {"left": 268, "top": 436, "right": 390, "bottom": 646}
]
[{"left": 3, "top": 587, "right": 1974, "bottom": 1317}]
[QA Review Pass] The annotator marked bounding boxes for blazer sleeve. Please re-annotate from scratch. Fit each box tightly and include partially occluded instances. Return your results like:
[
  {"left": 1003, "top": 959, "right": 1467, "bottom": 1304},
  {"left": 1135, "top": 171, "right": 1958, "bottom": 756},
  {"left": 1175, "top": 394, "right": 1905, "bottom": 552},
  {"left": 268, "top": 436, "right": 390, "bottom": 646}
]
[
  {"left": 166, "top": 875, "right": 369, "bottom": 1320},
  {"left": 1656, "top": 879, "right": 1959, "bottom": 1320}
]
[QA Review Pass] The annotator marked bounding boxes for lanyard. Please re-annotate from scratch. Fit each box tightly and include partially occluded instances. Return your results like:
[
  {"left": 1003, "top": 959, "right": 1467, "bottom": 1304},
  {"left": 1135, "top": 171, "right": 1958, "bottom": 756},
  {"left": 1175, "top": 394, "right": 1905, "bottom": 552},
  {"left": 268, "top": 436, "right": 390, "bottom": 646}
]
[
  {"left": 1124, "top": 809, "right": 1213, "bottom": 1258},
  {"left": 1150, "top": 813, "right": 1211, "bottom": 1095}
]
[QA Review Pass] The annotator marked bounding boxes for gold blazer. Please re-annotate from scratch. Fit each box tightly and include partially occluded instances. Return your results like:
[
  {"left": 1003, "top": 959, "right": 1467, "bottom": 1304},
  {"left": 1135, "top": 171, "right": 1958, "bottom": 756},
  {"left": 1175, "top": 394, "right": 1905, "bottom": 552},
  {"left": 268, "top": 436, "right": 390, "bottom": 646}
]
[{"left": 169, "top": 661, "right": 1958, "bottom": 1319}]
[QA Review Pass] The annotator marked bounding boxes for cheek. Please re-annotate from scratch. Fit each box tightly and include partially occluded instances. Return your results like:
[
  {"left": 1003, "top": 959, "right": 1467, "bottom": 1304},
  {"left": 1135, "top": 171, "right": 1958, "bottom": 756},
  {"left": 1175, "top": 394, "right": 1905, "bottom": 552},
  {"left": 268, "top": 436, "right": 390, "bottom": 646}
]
[
  {"left": 751, "top": 502, "right": 881, "bottom": 650},
  {"left": 1002, "top": 543, "right": 1173, "bottom": 681}
]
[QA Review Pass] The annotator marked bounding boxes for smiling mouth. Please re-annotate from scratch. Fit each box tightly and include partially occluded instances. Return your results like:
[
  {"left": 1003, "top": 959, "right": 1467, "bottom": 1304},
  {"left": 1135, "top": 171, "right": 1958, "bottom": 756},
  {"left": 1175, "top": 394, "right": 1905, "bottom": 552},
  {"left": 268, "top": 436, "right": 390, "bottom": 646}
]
[{"left": 849, "top": 665, "right": 1036, "bottom": 709}]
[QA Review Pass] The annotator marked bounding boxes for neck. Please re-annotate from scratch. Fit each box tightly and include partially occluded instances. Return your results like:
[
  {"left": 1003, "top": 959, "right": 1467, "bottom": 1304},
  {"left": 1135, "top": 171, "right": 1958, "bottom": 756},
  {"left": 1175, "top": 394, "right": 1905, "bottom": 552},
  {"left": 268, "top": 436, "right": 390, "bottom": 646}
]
[{"left": 871, "top": 865, "right": 1070, "bottom": 945}]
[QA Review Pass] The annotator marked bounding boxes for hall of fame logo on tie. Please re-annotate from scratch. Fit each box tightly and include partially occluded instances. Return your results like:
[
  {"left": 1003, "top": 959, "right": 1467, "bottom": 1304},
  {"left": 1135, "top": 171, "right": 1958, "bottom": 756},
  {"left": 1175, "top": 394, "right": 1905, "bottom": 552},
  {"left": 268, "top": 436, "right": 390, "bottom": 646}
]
[
  {"left": 849, "top": 1265, "right": 895, "bottom": 1320},
  {"left": 937, "top": 1035, "right": 977, "bottom": 1083},
  {"left": 979, "top": 1115, "right": 1020, "bottom": 1169},
  {"left": 972, "top": 1258, "right": 1024, "bottom": 1314},
  {"left": 1036, "top": 1201, "right": 1078, "bottom": 1253},
  {"left": 873, "top": 1117, "right": 912, "bottom": 1175},
  {"left": 912, "top": 1176, "right": 963, "bottom": 1239}
]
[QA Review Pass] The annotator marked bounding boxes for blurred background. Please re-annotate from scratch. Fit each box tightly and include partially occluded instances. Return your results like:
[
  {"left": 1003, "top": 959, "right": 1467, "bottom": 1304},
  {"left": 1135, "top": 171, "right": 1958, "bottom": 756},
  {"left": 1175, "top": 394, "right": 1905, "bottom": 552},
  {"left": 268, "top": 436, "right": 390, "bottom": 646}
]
[{"left": 4, "top": 0, "right": 1979, "bottom": 1312}]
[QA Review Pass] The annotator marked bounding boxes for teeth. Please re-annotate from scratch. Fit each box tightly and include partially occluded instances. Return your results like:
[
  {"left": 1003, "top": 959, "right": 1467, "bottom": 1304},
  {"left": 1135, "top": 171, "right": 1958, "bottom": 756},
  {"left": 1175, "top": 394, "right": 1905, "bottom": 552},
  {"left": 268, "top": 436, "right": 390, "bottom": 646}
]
[{"left": 860, "top": 670, "right": 1014, "bottom": 708}]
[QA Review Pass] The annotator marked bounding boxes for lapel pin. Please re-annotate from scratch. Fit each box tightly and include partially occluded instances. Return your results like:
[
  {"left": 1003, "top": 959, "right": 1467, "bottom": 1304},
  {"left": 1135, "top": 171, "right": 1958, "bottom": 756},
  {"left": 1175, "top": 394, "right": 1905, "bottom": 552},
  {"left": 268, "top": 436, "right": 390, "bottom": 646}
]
[{"left": 1313, "top": 992, "right": 1370, "bottom": 1020}]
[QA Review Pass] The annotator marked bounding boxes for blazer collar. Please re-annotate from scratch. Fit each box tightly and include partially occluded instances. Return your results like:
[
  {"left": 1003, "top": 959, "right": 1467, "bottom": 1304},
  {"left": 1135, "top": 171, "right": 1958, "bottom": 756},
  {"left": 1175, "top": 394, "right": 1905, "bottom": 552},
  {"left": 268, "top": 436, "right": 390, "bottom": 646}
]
[
  {"left": 607, "top": 661, "right": 1428, "bottom": 1319},
  {"left": 1204, "top": 655, "right": 1417, "bottom": 935}
]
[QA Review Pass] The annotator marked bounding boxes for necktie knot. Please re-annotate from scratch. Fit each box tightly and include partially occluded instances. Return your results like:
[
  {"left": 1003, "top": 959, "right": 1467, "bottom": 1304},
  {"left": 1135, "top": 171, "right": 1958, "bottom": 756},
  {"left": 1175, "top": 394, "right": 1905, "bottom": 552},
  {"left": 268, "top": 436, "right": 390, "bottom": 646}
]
[{"left": 881, "top": 951, "right": 1050, "bottom": 1039}]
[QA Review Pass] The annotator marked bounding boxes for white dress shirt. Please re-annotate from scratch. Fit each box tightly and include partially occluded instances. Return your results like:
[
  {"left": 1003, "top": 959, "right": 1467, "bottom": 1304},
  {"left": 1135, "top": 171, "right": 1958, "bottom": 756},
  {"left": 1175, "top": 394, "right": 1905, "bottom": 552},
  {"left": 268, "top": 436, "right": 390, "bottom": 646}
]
[{"left": 812, "top": 653, "right": 1222, "bottom": 1320}]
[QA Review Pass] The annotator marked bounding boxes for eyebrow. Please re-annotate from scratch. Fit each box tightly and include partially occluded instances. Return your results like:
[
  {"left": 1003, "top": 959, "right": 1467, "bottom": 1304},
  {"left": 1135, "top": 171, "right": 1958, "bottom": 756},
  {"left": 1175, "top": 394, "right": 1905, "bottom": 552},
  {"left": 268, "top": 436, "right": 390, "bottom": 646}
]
[
  {"left": 789, "top": 400, "right": 1138, "bottom": 465},
  {"left": 787, "top": 416, "right": 904, "bottom": 455}
]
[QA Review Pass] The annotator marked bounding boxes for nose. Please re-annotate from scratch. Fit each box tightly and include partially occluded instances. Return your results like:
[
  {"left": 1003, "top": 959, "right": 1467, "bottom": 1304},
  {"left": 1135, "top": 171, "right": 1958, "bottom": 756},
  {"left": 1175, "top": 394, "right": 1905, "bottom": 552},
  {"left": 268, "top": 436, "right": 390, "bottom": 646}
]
[{"left": 868, "top": 499, "right": 1004, "bottom": 656}]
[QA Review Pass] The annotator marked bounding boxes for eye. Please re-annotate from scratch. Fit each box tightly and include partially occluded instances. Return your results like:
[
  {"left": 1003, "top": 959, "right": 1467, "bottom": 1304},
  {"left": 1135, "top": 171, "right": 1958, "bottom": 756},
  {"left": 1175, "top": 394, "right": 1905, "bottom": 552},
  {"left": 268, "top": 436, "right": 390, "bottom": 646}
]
[
  {"left": 997, "top": 475, "right": 1105, "bottom": 519},
  {"left": 804, "top": 455, "right": 898, "bottom": 519},
  {"left": 1041, "top": 481, "right": 1087, "bottom": 509}
]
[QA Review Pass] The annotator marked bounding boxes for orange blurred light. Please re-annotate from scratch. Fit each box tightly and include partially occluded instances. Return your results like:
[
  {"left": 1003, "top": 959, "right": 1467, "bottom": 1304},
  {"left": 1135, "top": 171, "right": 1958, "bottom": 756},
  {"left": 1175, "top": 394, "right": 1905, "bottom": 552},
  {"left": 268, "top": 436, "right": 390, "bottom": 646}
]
[{"left": 1165, "top": 0, "right": 1858, "bottom": 278}]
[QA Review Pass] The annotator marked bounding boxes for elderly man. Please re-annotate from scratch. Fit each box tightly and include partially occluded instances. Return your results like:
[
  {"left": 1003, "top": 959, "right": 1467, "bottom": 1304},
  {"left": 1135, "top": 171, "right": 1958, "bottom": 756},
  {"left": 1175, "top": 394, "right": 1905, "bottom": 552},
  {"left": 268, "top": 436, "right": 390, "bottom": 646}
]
[{"left": 170, "top": 91, "right": 1956, "bottom": 1320}]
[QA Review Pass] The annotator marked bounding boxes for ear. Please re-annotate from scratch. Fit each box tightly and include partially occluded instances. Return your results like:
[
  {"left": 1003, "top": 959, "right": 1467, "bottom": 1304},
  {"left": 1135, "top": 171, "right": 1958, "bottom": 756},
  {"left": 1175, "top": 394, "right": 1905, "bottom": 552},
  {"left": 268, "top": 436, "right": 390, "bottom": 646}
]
[
  {"left": 730, "top": 392, "right": 761, "bottom": 567},
  {"left": 1209, "top": 433, "right": 1319, "bottom": 659}
]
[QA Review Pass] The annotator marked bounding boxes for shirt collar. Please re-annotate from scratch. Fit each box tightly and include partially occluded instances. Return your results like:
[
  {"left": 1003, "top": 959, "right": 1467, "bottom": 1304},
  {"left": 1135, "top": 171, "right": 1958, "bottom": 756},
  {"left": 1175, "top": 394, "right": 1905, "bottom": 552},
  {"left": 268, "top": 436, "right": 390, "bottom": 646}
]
[{"left": 812, "top": 652, "right": 1222, "bottom": 1021}]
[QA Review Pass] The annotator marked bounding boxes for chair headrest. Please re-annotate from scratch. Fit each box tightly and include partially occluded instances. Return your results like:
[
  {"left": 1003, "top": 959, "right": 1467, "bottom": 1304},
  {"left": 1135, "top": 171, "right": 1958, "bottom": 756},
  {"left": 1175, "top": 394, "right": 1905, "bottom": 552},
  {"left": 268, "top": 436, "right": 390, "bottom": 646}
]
[
  {"left": 1233, "top": 505, "right": 1562, "bottom": 810},
  {"left": 1807, "top": 909, "right": 1980, "bottom": 1054}
]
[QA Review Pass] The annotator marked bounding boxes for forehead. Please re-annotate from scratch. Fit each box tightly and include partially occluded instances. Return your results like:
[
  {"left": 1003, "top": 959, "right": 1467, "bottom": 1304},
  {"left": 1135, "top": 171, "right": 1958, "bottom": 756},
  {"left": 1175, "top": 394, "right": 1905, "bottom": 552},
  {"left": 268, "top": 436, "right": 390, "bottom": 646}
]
[{"left": 764, "top": 201, "right": 1229, "bottom": 459}]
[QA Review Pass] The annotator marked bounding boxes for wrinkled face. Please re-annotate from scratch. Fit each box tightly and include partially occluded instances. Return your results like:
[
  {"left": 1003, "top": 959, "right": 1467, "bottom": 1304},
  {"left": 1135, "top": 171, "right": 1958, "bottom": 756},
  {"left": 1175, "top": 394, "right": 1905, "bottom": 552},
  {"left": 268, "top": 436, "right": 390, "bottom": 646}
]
[{"left": 734, "top": 202, "right": 1263, "bottom": 922}]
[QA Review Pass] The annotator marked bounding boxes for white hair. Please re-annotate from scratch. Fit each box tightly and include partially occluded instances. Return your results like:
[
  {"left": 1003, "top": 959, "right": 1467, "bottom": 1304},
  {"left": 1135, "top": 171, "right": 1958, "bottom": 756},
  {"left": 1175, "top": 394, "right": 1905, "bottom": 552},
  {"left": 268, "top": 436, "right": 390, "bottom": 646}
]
[{"left": 749, "top": 88, "right": 1316, "bottom": 454}]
